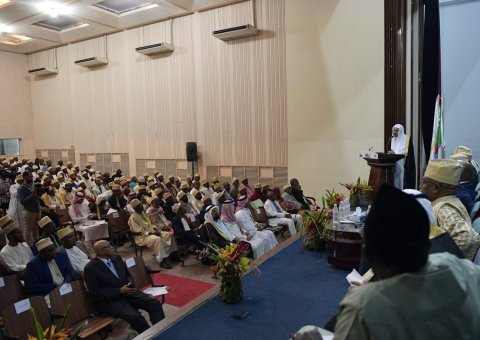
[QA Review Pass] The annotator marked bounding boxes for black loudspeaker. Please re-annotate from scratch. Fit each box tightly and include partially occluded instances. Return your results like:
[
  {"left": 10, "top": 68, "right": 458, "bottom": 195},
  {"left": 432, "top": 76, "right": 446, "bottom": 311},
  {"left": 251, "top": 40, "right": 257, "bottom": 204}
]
[{"left": 186, "top": 142, "right": 198, "bottom": 162}]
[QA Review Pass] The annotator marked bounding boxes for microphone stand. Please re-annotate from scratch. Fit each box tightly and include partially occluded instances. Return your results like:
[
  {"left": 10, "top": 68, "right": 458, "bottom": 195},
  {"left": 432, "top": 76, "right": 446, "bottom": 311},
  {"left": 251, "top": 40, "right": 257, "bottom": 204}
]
[{"left": 384, "top": 136, "right": 393, "bottom": 153}]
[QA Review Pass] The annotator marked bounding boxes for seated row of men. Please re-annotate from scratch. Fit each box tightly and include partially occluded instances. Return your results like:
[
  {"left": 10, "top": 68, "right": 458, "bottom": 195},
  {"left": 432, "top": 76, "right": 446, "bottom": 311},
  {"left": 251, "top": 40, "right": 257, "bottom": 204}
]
[
  {"left": 0, "top": 218, "right": 164, "bottom": 334},
  {"left": 2, "top": 159, "right": 307, "bottom": 269}
]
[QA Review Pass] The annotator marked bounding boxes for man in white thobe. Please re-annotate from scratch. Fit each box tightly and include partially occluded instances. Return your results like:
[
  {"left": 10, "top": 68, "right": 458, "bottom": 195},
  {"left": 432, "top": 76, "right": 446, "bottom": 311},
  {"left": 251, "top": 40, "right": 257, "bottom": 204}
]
[
  {"left": 7, "top": 175, "right": 25, "bottom": 231},
  {"left": 264, "top": 191, "right": 303, "bottom": 236},
  {"left": 387, "top": 124, "right": 409, "bottom": 190},
  {"left": 235, "top": 195, "right": 278, "bottom": 258},
  {"left": 57, "top": 226, "right": 90, "bottom": 274},
  {"left": 0, "top": 216, "right": 34, "bottom": 275},
  {"left": 68, "top": 191, "right": 109, "bottom": 247}
]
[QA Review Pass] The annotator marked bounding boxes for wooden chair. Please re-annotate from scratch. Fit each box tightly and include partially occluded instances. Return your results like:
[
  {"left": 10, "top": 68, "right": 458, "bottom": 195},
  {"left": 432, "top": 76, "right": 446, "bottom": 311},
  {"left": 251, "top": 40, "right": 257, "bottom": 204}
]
[
  {"left": 107, "top": 211, "right": 131, "bottom": 252},
  {"left": 2, "top": 296, "right": 51, "bottom": 340},
  {"left": 55, "top": 205, "right": 73, "bottom": 226},
  {"left": 125, "top": 256, "right": 166, "bottom": 304},
  {"left": 0, "top": 274, "right": 26, "bottom": 330},
  {"left": 48, "top": 280, "right": 114, "bottom": 339},
  {"left": 248, "top": 206, "right": 286, "bottom": 236},
  {"left": 0, "top": 263, "right": 9, "bottom": 277}
]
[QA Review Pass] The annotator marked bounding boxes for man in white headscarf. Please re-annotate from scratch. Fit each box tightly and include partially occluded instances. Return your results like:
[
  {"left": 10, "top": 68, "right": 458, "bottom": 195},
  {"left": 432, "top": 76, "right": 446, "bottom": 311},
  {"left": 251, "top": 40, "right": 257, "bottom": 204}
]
[{"left": 387, "top": 124, "right": 409, "bottom": 189}]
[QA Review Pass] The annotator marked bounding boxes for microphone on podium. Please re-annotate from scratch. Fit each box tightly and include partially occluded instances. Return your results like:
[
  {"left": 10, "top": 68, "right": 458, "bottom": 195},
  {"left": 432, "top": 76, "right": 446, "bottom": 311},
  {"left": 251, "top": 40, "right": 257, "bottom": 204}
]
[{"left": 384, "top": 136, "right": 393, "bottom": 153}]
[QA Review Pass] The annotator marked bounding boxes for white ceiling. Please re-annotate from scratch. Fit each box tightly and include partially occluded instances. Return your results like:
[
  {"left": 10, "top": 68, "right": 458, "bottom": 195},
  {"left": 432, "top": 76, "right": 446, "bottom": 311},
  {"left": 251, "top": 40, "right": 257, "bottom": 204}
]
[{"left": 0, "top": 0, "right": 244, "bottom": 54}]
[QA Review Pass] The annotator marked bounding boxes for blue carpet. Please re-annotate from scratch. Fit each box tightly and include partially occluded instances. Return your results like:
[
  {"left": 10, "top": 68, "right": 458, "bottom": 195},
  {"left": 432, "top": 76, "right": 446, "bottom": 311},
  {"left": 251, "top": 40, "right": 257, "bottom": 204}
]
[{"left": 154, "top": 238, "right": 349, "bottom": 340}]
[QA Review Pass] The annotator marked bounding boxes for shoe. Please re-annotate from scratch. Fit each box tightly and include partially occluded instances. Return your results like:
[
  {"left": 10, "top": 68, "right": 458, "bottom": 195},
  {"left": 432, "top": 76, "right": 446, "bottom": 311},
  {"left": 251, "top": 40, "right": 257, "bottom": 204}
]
[{"left": 160, "top": 260, "right": 172, "bottom": 269}]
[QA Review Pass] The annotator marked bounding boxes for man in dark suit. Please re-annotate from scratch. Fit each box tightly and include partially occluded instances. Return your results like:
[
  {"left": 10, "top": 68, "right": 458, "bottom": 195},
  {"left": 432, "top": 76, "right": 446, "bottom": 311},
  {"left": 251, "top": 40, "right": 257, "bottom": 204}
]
[
  {"left": 84, "top": 240, "right": 165, "bottom": 334},
  {"left": 26, "top": 237, "right": 75, "bottom": 296}
]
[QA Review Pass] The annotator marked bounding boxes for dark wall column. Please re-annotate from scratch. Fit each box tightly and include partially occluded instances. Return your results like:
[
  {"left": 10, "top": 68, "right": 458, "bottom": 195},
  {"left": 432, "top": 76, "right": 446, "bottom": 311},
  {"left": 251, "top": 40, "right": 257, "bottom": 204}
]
[{"left": 384, "top": 0, "right": 407, "bottom": 144}]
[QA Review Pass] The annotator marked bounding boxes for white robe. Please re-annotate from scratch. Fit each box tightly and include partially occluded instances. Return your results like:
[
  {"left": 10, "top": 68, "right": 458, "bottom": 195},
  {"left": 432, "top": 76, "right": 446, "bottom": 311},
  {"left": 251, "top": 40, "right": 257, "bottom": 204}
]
[
  {"left": 0, "top": 242, "right": 34, "bottom": 272},
  {"left": 391, "top": 124, "right": 408, "bottom": 190},
  {"left": 65, "top": 246, "right": 90, "bottom": 272},
  {"left": 235, "top": 208, "right": 278, "bottom": 258},
  {"left": 222, "top": 220, "right": 265, "bottom": 259},
  {"left": 7, "top": 183, "right": 24, "bottom": 231}
]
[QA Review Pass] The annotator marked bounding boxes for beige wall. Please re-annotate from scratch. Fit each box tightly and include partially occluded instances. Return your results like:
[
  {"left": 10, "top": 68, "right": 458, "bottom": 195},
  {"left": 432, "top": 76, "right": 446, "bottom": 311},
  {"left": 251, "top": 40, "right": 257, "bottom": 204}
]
[
  {"left": 286, "top": 0, "right": 384, "bottom": 199},
  {"left": 0, "top": 50, "right": 34, "bottom": 156},
  {"left": 27, "top": 0, "right": 286, "bottom": 176}
]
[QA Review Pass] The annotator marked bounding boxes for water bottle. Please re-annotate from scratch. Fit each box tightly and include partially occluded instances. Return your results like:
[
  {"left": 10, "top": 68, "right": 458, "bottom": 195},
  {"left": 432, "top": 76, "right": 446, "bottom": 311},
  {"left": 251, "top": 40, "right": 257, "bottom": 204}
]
[
  {"left": 339, "top": 200, "right": 345, "bottom": 219},
  {"left": 333, "top": 204, "right": 339, "bottom": 229},
  {"left": 345, "top": 200, "right": 351, "bottom": 218}
]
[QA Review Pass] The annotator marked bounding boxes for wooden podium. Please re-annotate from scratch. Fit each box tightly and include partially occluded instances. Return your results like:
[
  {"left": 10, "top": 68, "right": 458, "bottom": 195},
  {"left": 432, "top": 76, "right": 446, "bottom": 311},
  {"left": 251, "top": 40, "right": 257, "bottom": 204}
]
[{"left": 363, "top": 153, "right": 404, "bottom": 197}]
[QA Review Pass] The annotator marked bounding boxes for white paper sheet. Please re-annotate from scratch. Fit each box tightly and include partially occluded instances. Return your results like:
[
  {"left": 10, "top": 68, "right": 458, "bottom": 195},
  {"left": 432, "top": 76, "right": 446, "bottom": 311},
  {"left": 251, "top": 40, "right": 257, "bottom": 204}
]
[
  {"left": 14, "top": 299, "right": 31, "bottom": 314},
  {"left": 59, "top": 283, "right": 73, "bottom": 296},
  {"left": 125, "top": 258, "right": 136, "bottom": 268},
  {"left": 143, "top": 287, "right": 168, "bottom": 297},
  {"left": 346, "top": 269, "right": 364, "bottom": 285}
]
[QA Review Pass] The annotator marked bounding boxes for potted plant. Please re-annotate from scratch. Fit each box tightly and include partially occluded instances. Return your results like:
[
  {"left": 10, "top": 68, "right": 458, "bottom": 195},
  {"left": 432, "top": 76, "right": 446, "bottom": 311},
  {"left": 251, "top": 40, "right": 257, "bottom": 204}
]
[
  {"left": 340, "top": 177, "right": 373, "bottom": 208},
  {"left": 204, "top": 242, "right": 251, "bottom": 304},
  {"left": 302, "top": 207, "right": 331, "bottom": 251}
]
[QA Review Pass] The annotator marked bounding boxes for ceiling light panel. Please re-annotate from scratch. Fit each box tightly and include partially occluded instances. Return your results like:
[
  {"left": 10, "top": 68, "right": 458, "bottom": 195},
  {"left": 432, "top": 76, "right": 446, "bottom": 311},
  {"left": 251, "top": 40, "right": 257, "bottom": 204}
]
[
  {"left": 33, "top": 15, "right": 86, "bottom": 31},
  {"left": 92, "top": 0, "right": 157, "bottom": 16},
  {"left": 0, "top": 32, "right": 32, "bottom": 45}
]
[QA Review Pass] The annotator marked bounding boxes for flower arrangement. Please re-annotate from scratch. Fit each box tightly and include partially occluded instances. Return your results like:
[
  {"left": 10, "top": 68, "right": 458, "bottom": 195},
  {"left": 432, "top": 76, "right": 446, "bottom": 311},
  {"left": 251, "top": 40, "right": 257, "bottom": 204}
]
[
  {"left": 28, "top": 305, "right": 82, "bottom": 340},
  {"left": 301, "top": 207, "right": 331, "bottom": 251},
  {"left": 203, "top": 242, "right": 251, "bottom": 304},
  {"left": 323, "top": 189, "right": 346, "bottom": 209},
  {"left": 340, "top": 177, "right": 373, "bottom": 207}
]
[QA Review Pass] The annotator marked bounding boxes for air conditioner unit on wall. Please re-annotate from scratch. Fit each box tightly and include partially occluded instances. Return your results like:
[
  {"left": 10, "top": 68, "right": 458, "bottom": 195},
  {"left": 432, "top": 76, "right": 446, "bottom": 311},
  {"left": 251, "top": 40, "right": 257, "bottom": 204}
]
[
  {"left": 74, "top": 57, "right": 109, "bottom": 68},
  {"left": 135, "top": 42, "right": 174, "bottom": 56},
  {"left": 212, "top": 24, "right": 258, "bottom": 41},
  {"left": 28, "top": 67, "right": 58, "bottom": 76}
]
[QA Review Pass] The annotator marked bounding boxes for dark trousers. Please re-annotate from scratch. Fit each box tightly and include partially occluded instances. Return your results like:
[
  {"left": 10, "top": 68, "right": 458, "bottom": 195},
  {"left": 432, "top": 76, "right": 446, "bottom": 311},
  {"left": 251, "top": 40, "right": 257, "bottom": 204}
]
[
  {"left": 0, "top": 202, "right": 9, "bottom": 211},
  {"left": 119, "top": 293, "right": 165, "bottom": 334}
]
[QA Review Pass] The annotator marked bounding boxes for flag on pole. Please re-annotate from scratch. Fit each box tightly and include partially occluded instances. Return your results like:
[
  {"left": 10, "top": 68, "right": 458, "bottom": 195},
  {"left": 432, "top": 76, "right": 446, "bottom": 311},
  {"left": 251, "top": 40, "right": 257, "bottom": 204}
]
[{"left": 430, "top": 95, "right": 445, "bottom": 160}]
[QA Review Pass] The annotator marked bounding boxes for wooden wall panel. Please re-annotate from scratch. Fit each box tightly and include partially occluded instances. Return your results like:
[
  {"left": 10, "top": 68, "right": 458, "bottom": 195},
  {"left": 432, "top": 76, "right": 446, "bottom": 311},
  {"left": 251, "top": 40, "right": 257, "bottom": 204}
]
[
  {"left": 127, "top": 15, "right": 196, "bottom": 159},
  {"left": 0, "top": 50, "right": 34, "bottom": 156},
  {"left": 384, "top": 0, "right": 407, "bottom": 143},
  {"left": 25, "top": 0, "right": 287, "bottom": 173},
  {"left": 195, "top": 0, "right": 287, "bottom": 166}
]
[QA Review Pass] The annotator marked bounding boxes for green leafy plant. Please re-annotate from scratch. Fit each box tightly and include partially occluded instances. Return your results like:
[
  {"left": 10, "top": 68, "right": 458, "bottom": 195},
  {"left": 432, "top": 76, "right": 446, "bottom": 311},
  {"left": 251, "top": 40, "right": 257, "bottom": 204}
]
[
  {"left": 28, "top": 305, "right": 82, "bottom": 340},
  {"left": 340, "top": 177, "right": 373, "bottom": 207}
]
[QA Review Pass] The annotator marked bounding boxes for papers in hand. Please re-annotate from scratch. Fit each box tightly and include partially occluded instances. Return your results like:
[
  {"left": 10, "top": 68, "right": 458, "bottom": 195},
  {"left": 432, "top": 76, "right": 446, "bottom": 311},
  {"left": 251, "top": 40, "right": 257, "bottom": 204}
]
[
  {"left": 143, "top": 286, "right": 168, "bottom": 297},
  {"left": 346, "top": 269, "right": 364, "bottom": 285}
]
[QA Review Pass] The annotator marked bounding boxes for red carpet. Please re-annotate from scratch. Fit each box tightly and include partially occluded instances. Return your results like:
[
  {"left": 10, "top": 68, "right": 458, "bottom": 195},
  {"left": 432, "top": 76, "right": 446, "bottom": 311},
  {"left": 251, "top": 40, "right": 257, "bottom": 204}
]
[{"left": 150, "top": 272, "right": 216, "bottom": 307}]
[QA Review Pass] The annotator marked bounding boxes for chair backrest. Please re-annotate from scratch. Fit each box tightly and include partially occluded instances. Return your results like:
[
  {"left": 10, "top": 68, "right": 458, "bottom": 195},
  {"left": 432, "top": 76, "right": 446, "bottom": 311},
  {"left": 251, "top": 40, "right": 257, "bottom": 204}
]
[
  {"left": 0, "top": 274, "right": 26, "bottom": 313},
  {"left": 55, "top": 205, "right": 72, "bottom": 225},
  {"left": 48, "top": 280, "right": 94, "bottom": 328},
  {"left": 248, "top": 206, "right": 268, "bottom": 223},
  {"left": 107, "top": 211, "right": 130, "bottom": 233},
  {"left": 3, "top": 296, "right": 51, "bottom": 340},
  {"left": 125, "top": 256, "right": 150, "bottom": 288},
  {"left": 0, "top": 261, "right": 9, "bottom": 276}
]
